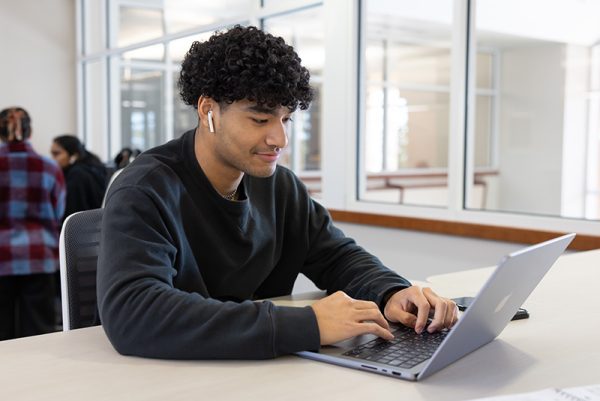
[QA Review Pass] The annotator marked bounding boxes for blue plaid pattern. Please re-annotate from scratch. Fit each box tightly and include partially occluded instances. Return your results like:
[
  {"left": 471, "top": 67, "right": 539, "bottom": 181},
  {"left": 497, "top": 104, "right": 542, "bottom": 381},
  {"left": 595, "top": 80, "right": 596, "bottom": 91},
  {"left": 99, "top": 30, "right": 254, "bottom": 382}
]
[{"left": 0, "top": 141, "right": 66, "bottom": 276}]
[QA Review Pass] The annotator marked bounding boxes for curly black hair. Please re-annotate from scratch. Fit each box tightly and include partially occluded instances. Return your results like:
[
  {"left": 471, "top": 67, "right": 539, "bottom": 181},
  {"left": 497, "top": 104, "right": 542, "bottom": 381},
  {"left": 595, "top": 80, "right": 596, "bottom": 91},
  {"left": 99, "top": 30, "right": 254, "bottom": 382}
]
[{"left": 178, "top": 25, "right": 313, "bottom": 111}]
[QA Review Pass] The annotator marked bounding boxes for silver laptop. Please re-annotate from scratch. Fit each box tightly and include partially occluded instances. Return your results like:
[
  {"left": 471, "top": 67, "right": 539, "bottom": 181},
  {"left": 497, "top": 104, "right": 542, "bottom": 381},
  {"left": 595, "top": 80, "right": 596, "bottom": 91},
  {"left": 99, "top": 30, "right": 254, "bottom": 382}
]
[{"left": 297, "top": 233, "right": 575, "bottom": 381}]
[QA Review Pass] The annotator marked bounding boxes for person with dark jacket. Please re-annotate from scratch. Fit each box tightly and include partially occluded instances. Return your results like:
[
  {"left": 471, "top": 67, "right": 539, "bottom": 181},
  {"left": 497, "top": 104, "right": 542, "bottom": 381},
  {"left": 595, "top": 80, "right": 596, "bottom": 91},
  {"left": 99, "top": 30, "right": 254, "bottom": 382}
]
[
  {"left": 97, "top": 26, "right": 458, "bottom": 360},
  {"left": 51, "top": 135, "right": 107, "bottom": 219}
]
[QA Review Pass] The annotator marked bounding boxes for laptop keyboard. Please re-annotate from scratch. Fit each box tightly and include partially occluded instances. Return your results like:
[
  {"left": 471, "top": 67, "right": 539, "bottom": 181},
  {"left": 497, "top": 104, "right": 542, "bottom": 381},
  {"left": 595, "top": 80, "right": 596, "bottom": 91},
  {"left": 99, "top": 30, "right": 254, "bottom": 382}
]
[{"left": 342, "top": 325, "right": 449, "bottom": 369}]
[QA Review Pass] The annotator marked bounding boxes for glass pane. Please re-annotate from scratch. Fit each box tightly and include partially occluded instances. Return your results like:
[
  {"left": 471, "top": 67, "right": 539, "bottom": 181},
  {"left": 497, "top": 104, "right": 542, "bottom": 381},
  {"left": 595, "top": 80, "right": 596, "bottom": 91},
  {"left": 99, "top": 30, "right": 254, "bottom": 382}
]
[
  {"left": 468, "top": 0, "right": 600, "bottom": 220},
  {"left": 361, "top": 0, "right": 453, "bottom": 207},
  {"left": 263, "top": 7, "right": 325, "bottom": 76},
  {"left": 366, "top": 89, "right": 450, "bottom": 171},
  {"left": 364, "top": 87, "right": 450, "bottom": 207},
  {"left": 118, "top": 6, "right": 164, "bottom": 47},
  {"left": 169, "top": 32, "right": 214, "bottom": 63},
  {"left": 163, "top": 0, "right": 253, "bottom": 34},
  {"left": 366, "top": 40, "right": 384, "bottom": 82},
  {"left": 120, "top": 68, "right": 166, "bottom": 151},
  {"left": 116, "top": 1, "right": 253, "bottom": 48},
  {"left": 387, "top": 43, "right": 451, "bottom": 86},
  {"left": 299, "top": 83, "right": 322, "bottom": 171},
  {"left": 476, "top": 52, "right": 493, "bottom": 89},
  {"left": 263, "top": 6, "right": 324, "bottom": 196},
  {"left": 277, "top": 83, "right": 322, "bottom": 196},
  {"left": 173, "top": 71, "right": 198, "bottom": 137},
  {"left": 474, "top": 95, "right": 492, "bottom": 168}
]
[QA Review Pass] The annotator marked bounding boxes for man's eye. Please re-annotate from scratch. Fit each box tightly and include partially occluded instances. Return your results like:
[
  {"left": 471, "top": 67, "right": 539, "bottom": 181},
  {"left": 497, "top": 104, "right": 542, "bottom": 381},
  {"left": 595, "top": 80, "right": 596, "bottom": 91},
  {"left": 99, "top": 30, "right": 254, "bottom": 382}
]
[
  {"left": 252, "top": 118, "right": 268, "bottom": 124},
  {"left": 283, "top": 117, "right": 294, "bottom": 124}
]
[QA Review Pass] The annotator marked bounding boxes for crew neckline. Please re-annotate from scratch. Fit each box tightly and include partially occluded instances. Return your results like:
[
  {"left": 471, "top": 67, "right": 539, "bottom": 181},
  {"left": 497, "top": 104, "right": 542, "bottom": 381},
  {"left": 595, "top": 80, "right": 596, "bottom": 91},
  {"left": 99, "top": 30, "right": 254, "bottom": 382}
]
[{"left": 180, "top": 129, "right": 249, "bottom": 209}]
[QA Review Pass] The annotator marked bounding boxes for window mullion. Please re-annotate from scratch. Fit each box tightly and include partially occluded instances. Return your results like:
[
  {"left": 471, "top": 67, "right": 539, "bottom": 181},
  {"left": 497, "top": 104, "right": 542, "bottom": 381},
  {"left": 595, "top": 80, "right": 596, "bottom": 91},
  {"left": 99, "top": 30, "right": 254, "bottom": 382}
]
[{"left": 448, "top": 0, "right": 472, "bottom": 214}]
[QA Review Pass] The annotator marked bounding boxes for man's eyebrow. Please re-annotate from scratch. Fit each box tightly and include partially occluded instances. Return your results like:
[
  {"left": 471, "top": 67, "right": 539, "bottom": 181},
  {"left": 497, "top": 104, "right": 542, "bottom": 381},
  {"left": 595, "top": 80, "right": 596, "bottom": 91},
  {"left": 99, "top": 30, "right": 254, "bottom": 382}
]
[{"left": 245, "top": 104, "right": 279, "bottom": 115}]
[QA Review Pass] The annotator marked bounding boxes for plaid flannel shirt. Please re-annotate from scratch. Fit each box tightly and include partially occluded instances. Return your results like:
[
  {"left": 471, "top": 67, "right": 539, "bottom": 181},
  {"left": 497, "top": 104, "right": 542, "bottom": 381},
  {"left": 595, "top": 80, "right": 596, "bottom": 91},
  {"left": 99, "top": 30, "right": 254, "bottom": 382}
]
[{"left": 0, "top": 141, "right": 65, "bottom": 276}]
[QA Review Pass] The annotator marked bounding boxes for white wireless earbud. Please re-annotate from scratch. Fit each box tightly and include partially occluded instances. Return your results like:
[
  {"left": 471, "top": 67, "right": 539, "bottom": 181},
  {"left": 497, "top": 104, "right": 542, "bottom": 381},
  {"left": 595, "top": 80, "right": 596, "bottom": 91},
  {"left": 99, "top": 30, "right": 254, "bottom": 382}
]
[{"left": 207, "top": 110, "right": 215, "bottom": 133}]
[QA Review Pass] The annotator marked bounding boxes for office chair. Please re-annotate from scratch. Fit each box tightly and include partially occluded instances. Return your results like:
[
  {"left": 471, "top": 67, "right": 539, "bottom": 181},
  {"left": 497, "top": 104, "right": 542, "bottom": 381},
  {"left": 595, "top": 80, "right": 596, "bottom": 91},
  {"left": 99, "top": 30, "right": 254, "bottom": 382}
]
[{"left": 59, "top": 208, "right": 103, "bottom": 330}]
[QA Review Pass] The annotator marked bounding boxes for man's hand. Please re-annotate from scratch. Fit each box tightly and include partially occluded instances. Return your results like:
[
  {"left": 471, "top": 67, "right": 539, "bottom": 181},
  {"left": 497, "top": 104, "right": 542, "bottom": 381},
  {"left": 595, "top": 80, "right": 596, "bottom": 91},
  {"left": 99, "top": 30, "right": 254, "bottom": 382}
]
[
  {"left": 310, "top": 291, "right": 394, "bottom": 345},
  {"left": 384, "top": 286, "right": 458, "bottom": 334}
]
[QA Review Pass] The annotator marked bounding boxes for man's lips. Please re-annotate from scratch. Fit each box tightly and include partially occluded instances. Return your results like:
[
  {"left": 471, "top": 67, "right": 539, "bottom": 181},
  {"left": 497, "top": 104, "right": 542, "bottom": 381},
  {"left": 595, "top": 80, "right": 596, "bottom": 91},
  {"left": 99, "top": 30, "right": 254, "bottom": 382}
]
[{"left": 255, "top": 152, "right": 280, "bottom": 163}]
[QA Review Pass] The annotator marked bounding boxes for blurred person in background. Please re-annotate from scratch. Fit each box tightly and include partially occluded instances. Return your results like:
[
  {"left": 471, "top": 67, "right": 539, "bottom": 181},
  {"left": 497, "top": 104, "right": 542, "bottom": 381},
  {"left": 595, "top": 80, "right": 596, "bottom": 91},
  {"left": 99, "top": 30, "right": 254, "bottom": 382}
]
[
  {"left": 113, "top": 147, "right": 141, "bottom": 170},
  {"left": 102, "top": 147, "right": 142, "bottom": 203},
  {"left": 0, "top": 107, "right": 65, "bottom": 340},
  {"left": 51, "top": 135, "right": 108, "bottom": 220}
]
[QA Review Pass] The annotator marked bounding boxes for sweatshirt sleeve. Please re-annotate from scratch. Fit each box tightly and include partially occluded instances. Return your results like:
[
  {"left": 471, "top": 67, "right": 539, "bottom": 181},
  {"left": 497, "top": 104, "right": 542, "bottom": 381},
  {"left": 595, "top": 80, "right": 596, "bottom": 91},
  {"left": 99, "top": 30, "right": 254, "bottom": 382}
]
[
  {"left": 300, "top": 196, "right": 412, "bottom": 309},
  {"left": 97, "top": 185, "right": 320, "bottom": 360}
]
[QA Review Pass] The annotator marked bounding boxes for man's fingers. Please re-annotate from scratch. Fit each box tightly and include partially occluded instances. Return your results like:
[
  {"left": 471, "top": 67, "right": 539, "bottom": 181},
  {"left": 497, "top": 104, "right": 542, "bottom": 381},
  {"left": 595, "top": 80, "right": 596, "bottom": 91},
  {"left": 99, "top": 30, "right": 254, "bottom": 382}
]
[
  {"left": 312, "top": 291, "right": 398, "bottom": 345},
  {"left": 427, "top": 299, "right": 447, "bottom": 333},
  {"left": 422, "top": 288, "right": 458, "bottom": 331},
  {"left": 391, "top": 309, "right": 418, "bottom": 329},
  {"left": 384, "top": 286, "right": 430, "bottom": 333},
  {"left": 355, "top": 308, "right": 390, "bottom": 331},
  {"left": 361, "top": 322, "right": 394, "bottom": 341},
  {"left": 383, "top": 286, "right": 459, "bottom": 335},
  {"left": 445, "top": 302, "right": 458, "bottom": 327},
  {"left": 421, "top": 288, "right": 443, "bottom": 332},
  {"left": 413, "top": 293, "right": 431, "bottom": 334}
]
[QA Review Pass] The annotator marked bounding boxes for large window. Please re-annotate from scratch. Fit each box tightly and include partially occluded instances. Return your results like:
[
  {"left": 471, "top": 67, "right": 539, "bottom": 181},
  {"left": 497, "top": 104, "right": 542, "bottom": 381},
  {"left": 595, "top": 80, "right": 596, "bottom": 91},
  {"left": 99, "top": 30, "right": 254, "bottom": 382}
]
[
  {"left": 360, "top": 0, "right": 494, "bottom": 208},
  {"left": 78, "top": 0, "right": 600, "bottom": 238},
  {"left": 466, "top": 0, "right": 600, "bottom": 220},
  {"left": 360, "top": 1, "right": 455, "bottom": 208}
]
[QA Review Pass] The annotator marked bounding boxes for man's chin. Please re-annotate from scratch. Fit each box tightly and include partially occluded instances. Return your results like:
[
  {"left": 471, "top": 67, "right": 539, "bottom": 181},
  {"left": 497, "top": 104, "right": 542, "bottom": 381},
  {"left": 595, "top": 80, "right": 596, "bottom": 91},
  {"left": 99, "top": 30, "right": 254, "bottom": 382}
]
[{"left": 246, "top": 165, "right": 277, "bottom": 178}]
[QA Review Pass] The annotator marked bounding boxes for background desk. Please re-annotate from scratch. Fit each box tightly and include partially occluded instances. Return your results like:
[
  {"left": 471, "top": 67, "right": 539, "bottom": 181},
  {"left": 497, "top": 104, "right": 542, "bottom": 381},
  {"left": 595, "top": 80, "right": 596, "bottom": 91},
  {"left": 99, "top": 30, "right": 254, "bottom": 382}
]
[{"left": 1, "top": 250, "right": 599, "bottom": 401}]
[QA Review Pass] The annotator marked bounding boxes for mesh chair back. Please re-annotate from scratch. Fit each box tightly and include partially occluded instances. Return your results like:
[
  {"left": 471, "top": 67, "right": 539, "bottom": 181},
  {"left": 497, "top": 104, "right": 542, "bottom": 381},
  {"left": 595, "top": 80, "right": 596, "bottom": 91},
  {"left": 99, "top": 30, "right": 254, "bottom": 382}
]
[{"left": 59, "top": 208, "right": 103, "bottom": 330}]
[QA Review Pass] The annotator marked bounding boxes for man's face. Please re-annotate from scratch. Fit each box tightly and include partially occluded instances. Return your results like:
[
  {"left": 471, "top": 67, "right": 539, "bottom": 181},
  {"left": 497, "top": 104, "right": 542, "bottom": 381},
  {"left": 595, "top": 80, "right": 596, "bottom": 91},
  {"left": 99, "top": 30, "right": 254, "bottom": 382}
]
[{"left": 211, "top": 99, "right": 292, "bottom": 178}]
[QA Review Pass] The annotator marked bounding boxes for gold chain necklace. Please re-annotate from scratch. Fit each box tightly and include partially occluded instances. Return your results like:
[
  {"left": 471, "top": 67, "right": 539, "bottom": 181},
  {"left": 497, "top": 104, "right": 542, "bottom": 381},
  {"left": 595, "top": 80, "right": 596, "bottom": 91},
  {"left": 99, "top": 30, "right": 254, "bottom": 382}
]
[{"left": 222, "top": 188, "right": 238, "bottom": 201}]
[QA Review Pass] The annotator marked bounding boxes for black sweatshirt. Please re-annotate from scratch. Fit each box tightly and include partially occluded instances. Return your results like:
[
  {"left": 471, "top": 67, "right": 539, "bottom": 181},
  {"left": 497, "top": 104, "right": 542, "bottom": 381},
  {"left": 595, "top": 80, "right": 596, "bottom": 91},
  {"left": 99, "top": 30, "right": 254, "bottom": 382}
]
[{"left": 97, "top": 130, "right": 411, "bottom": 359}]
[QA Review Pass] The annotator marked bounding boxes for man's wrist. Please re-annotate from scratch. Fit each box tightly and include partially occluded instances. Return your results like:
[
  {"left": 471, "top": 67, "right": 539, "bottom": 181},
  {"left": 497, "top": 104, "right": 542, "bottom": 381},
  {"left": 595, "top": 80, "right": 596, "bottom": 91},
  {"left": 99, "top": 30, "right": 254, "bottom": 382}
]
[{"left": 380, "top": 287, "right": 404, "bottom": 313}]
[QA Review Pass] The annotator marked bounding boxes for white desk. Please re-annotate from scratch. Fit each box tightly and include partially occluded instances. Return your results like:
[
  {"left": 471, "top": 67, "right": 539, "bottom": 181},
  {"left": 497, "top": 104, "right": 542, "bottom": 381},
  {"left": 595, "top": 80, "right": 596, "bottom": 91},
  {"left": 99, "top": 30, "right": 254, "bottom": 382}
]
[{"left": 1, "top": 250, "right": 599, "bottom": 401}]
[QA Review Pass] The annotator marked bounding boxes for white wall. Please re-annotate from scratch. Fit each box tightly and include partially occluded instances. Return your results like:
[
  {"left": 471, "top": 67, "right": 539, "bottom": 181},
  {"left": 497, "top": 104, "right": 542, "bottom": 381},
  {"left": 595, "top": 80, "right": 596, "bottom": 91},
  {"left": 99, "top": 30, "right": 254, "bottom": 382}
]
[{"left": 0, "top": 0, "right": 76, "bottom": 158}]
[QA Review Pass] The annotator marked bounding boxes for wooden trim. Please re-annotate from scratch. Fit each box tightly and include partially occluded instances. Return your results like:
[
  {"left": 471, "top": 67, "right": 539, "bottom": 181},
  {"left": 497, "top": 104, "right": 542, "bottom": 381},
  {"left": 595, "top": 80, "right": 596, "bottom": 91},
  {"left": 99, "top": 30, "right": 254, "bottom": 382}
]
[{"left": 329, "top": 210, "right": 600, "bottom": 251}]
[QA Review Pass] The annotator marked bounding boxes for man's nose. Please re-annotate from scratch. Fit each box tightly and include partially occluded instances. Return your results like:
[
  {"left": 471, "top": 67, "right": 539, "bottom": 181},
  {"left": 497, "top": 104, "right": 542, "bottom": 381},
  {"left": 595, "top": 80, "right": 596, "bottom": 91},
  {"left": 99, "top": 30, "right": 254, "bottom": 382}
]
[{"left": 266, "top": 120, "right": 288, "bottom": 150}]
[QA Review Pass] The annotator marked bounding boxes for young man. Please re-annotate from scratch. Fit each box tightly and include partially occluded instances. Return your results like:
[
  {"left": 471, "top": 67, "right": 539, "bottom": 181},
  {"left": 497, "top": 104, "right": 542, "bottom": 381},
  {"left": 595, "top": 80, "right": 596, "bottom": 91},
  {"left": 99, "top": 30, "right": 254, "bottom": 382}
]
[
  {"left": 97, "top": 26, "right": 457, "bottom": 359},
  {"left": 0, "top": 107, "right": 65, "bottom": 340}
]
